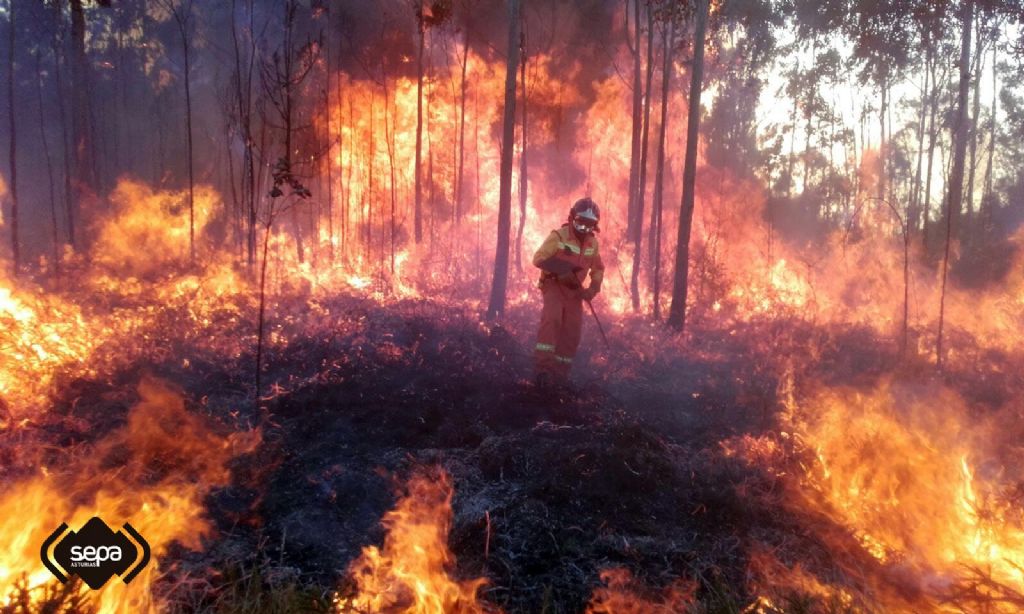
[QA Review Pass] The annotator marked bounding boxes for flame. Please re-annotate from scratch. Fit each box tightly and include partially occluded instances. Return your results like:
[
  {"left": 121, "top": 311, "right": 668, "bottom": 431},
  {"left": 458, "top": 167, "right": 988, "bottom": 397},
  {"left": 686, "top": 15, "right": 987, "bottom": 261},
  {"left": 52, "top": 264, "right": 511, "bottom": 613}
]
[
  {"left": 334, "top": 469, "right": 491, "bottom": 613},
  {"left": 733, "top": 378, "right": 1024, "bottom": 612},
  {"left": 91, "top": 179, "right": 220, "bottom": 276},
  {"left": 0, "top": 269, "right": 97, "bottom": 415},
  {"left": 0, "top": 377, "right": 259, "bottom": 613},
  {"left": 585, "top": 568, "right": 697, "bottom": 613}
]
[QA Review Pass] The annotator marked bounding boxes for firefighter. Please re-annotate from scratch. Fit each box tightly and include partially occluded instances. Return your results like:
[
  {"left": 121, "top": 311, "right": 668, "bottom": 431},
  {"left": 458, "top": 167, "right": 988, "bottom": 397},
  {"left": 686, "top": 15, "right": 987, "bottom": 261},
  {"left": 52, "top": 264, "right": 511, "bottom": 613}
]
[{"left": 532, "top": 197, "right": 605, "bottom": 387}]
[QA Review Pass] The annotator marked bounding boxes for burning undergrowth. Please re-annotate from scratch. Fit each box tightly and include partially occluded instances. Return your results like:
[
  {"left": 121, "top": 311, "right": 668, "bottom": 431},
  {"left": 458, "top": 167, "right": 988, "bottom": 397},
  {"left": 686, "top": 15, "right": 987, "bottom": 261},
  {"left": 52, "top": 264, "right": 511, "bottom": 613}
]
[
  {"left": 0, "top": 264, "right": 1022, "bottom": 613},
  {"left": 3, "top": 237, "right": 1024, "bottom": 612}
]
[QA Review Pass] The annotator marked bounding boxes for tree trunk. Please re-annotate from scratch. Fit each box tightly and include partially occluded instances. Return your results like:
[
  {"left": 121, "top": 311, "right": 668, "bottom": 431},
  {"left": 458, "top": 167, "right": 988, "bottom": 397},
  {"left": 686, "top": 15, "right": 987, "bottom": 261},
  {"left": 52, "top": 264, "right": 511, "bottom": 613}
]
[
  {"left": 455, "top": 26, "right": 469, "bottom": 226},
  {"left": 325, "top": 92, "right": 334, "bottom": 259},
  {"left": 965, "top": 13, "right": 984, "bottom": 238},
  {"left": 254, "top": 215, "right": 273, "bottom": 419},
  {"left": 7, "top": 0, "right": 19, "bottom": 273},
  {"left": 667, "top": 0, "right": 708, "bottom": 332},
  {"left": 937, "top": 0, "right": 973, "bottom": 368},
  {"left": 53, "top": 23, "right": 74, "bottom": 251},
  {"left": 514, "top": 22, "right": 527, "bottom": 272},
  {"left": 625, "top": 0, "right": 643, "bottom": 241},
  {"left": 909, "top": 47, "right": 930, "bottom": 235},
  {"left": 36, "top": 49, "right": 60, "bottom": 274},
  {"left": 923, "top": 59, "right": 940, "bottom": 246},
  {"left": 786, "top": 58, "right": 799, "bottom": 199},
  {"left": 414, "top": 8, "right": 425, "bottom": 244},
  {"left": 486, "top": 0, "right": 521, "bottom": 319},
  {"left": 384, "top": 77, "right": 397, "bottom": 274},
  {"left": 231, "top": 0, "right": 256, "bottom": 267},
  {"left": 630, "top": 6, "right": 655, "bottom": 312},
  {"left": 651, "top": 20, "right": 672, "bottom": 321},
  {"left": 69, "top": 0, "right": 93, "bottom": 242},
  {"left": 877, "top": 73, "right": 887, "bottom": 203},
  {"left": 178, "top": 7, "right": 195, "bottom": 262},
  {"left": 982, "top": 38, "right": 997, "bottom": 228}
]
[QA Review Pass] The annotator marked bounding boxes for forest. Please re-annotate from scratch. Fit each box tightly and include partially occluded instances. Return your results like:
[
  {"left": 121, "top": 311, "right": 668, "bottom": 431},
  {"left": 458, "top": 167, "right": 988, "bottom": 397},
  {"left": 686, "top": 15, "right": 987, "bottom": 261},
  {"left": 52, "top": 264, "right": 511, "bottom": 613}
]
[{"left": 2, "top": 0, "right": 1024, "bottom": 612}]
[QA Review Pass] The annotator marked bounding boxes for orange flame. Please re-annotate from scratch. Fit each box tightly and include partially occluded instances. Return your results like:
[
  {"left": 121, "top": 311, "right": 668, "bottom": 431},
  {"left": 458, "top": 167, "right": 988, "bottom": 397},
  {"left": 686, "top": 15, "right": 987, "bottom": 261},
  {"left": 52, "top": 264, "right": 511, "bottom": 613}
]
[
  {"left": 732, "top": 378, "right": 1024, "bottom": 612},
  {"left": 585, "top": 567, "right": 697, "bottom": 613},
  {"left": 0, "top": 377, "right": 259, "bottom": 613},
  {"left": 334, "top": 469, "right": 492, "bottom": 613}
]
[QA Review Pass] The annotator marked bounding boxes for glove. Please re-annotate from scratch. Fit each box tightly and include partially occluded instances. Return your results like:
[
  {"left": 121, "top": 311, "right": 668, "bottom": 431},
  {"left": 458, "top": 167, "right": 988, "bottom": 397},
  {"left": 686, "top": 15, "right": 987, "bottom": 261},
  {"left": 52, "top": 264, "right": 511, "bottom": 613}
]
[
  {"left": 580, "top": 284, "right": 599, "bottom": 301},
  {"left": 557, "top": 271, "right": 580, "bottom": 289}
]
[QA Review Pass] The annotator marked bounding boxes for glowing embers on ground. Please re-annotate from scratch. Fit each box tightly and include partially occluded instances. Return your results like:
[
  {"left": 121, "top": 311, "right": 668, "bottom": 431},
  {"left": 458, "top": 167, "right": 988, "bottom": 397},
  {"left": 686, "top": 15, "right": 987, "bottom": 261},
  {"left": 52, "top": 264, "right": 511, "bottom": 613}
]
[
  {"left": 0, "top": 378, "right": 260, "bottom": 614},
  {"left": 730, "top": 378, "right": 1024, "bottom": 613},
  {"left": 334, "top": 468, "right": 492, "bottom": 613}
]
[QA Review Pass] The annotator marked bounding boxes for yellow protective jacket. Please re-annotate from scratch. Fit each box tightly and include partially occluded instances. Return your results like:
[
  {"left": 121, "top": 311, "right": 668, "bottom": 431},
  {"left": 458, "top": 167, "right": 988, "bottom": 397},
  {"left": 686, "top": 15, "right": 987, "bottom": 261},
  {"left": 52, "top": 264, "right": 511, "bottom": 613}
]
[{"left": 532, "top": 224, "right": 605, "bottom": 289}]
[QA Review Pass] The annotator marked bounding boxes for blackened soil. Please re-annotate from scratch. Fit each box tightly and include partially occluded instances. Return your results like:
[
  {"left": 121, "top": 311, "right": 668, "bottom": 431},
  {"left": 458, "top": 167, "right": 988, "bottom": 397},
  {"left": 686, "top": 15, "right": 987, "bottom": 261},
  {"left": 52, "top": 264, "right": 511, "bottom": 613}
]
[{"left": 30, "top": 296, "right": 927, "bottom": 613}]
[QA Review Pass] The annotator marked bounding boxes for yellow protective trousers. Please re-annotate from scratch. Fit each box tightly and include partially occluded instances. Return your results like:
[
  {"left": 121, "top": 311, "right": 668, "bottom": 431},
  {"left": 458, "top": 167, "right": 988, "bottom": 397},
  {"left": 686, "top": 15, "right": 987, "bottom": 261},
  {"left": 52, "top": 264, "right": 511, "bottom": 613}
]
[{"left": 534, "top": 279, "right": 583, "bottom": 380}]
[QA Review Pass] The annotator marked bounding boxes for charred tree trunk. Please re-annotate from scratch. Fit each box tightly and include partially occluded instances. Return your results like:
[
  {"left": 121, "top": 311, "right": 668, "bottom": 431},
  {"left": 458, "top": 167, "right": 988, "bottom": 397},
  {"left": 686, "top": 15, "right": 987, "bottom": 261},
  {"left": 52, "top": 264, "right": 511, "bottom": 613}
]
[
  {"left": 36, "top": 49, "right": 60, "bottom": 274},
  {"left": 231, "top": 0, "right": 257, "bottom": 267},
  {"left": 285, "top": 3, "right": 303, "bottom": 265},
  {"left": 923, "top": 59, "right": 941, "bottom": 246},
  {"left": 651, "top": 20, "right": 672, "bottom": 321},
  {"left": 937, "top": 0, "right": 973, "bottom": 368},
  {"left": 982, "top": 40, "right": 997, "bottom": 228},
  {"left": 630, "top": 7, "right": 655, "bottom": 312},
  {"left": 514, "top": 23, "right": 527, "bottom": 272},
  {"left": 909, "top": 47, "right": 930, "bottom": 235},
  {"left": 486, "top": 0, "right": 521, "bottom": 319},
  {"left": 455, "top": 25, "right": 469, "bottom": 226},
  {"left": 325, "top": 90, "right": 334, "bottom": 258},
  {"left": 965, "top": 14, "right": 984, "bottom": 239},
  {"left": 69, "top": 0, "right": 93, "bottom": 246},
  {"left": 414, "top": 8, "right": 425, "bottom": 244},
  {"left": 667, "top": 0, "right": 708, "bottom": 332},
  {"left": 877, "top": 74, "right": 887, "bottom": 203},
  {"left": 172, "top": 1, "right": 196, "bottom": 262},
  {"left": 625, "top": 0, "right": 643, "bottom": 241},
  {"left": 384, "top": 77, "right": 397, "bottom": 274},
  {"left": 254, "top": 212, "right": 274, "bottom": 419},
  {"left": 7, "top": 0, "right": 19, "bottom": 273},
  {"left": 53, "top": 25, "right": 73, "bottom": 251}
]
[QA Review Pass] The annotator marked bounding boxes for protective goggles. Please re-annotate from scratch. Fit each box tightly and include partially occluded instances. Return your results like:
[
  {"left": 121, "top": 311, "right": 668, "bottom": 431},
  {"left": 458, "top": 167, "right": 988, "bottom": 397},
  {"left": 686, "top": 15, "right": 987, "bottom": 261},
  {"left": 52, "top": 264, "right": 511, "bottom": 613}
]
[{"left": 572, "top": 218, "right": 597, "bottom": 234}]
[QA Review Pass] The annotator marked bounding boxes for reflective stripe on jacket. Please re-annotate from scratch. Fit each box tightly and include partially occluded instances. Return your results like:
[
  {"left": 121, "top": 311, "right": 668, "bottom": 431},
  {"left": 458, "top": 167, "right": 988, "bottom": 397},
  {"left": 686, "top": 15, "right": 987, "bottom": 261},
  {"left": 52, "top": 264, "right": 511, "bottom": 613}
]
[{"left": 532, "top": 224, "right": 605, "bottom": 288}]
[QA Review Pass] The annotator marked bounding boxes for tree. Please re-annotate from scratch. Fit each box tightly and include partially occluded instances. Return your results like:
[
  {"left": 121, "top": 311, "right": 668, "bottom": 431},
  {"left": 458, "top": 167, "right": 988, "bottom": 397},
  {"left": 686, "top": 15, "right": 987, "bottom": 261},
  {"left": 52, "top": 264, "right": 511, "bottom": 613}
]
[
  {"left": 230, "top": 0, "right": 259, "bottom": 267},
  {"left": 667, "top": 0, "right": 709, "bottom": 332},
  {"left": 7, "top": 0, "right": 19, "bottom": 273},
  {"left": 650, "top": 17, "right": 674, "bottom": 320},
  {"left": 260, "top": 0, "right": 320, "bottom": 264},
  {"left": 630, "top": 6, "right": 655, "bottom": 312},
  {"left": 414, "top": 2, "right": 426, "bottom": 245},
  {"left": 255, "top": 160, "right": 312, "bottom": 418},
  {"left": 625, "top": 0, "right": 644, "bottom": 240},
  {"left": 35, "top": 46, "right": 60, "bottom": 274},
  {"left": 157, "top": 0, "right": 196, "bottom": 261},
  {"left": 68, "top": 0, "right": 98, "bottom": 249},
  {"left": 486, "top": 0, "right": 521, "bottom": 319},
  {"left": 937, "top": 0, "right": 973, "bottom": 368},
  {"left": 454, "top": 13, "right": 470, "bottom": 225},
  {"left": 514, "top": 18, "right": 528, "bottom": 272}
]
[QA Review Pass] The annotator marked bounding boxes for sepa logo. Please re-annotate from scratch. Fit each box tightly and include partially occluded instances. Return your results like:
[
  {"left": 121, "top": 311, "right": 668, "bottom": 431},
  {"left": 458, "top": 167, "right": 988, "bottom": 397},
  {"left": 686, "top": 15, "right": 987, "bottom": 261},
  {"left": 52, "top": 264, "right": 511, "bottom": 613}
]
[{"left": 40, "top": 517, "right": 150, "bottom": 590}]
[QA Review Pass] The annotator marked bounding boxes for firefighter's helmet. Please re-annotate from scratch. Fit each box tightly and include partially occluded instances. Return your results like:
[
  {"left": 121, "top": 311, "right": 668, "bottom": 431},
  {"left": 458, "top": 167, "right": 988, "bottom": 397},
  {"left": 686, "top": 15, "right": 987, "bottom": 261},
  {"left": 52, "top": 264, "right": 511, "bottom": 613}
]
[{"left": 569, "top": 197, "right": 600, "bottom": 234}]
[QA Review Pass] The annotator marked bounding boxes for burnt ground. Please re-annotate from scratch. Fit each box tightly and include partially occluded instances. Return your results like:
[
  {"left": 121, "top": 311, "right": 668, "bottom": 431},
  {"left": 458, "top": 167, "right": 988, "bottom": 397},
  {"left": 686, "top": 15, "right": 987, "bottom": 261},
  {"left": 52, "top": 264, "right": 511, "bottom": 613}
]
[{"left": 20, "top": 293, "right": 1012, "bottom": 613}]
